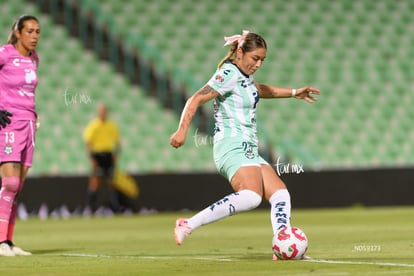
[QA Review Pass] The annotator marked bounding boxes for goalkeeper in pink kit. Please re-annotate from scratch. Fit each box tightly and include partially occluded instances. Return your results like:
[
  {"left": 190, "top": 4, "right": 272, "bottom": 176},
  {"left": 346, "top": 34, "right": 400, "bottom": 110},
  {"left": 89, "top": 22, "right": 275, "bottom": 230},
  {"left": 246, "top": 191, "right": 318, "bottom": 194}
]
[{"left": 0, "top": 15, "right": 40, "bottom": 256}]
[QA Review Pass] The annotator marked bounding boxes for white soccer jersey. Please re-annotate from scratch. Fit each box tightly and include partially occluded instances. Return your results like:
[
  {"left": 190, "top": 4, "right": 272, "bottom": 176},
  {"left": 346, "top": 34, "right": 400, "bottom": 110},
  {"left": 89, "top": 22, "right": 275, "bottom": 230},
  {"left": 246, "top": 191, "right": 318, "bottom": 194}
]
[{"left": 207, "top": 61, "right": 259, "bottom": 144}]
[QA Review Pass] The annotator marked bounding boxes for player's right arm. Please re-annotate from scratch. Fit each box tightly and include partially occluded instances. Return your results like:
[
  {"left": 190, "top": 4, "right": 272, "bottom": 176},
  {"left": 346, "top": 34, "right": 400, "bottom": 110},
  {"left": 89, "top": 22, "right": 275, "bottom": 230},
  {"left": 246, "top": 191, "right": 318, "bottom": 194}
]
[
  {"left": 0, "top": 46, "right": 13, "bottom": 129},
  {"left": 170, "top": 85, "right": 219, "bottom": 148}
]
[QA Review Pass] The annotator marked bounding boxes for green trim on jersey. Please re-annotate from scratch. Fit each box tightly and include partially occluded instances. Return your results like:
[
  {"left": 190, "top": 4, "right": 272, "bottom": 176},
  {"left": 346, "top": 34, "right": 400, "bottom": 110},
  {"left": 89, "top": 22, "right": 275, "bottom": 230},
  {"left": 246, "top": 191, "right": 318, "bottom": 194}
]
[{"left": 207, "top": 62, "right": 259, "bottom": 145}]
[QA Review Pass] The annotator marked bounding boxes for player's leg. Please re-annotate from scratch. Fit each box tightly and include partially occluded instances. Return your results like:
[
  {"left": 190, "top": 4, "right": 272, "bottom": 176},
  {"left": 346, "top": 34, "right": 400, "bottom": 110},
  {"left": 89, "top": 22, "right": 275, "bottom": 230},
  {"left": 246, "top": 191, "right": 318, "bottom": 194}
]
[
  {"left": 0, "top": 163, "right": 21, "bottom": 256},
  {"left": 0, "top": 120, "right": 35, "bottom": 256},
  {"left": 260, "top": 163, "right": 292, "bottom": 261},
  {"left": 6, "top": 166, "right": 31, "bottom": 256},
  {"left": 87, "top": 175, "right": 100, "bottom": 212},
  {"left": 175, "top": 166, "right": 263, "bottom": 245},
  {"left": 175, "top": 139, "right": 264, "bottom": 245},
  {"left": 6, "top": 165, "right": 27, "bottom": 242},
  {"left": 188, "top": 166, "right": 263, "bottom": 229},
  {"left": 261, "top": 163, "right": 291, "bottom": 234},
  {"left": 6, "top": 122, "right": 35, "bottom": 255},
  {"left": 107, "top": 178, "right": 121, "bottom": 213},
  {"left": 86, "top": 157, "right": 101, "bottom": 213},
  {"left": 105, "top": 154, "right": 121, "bottom": 213}
]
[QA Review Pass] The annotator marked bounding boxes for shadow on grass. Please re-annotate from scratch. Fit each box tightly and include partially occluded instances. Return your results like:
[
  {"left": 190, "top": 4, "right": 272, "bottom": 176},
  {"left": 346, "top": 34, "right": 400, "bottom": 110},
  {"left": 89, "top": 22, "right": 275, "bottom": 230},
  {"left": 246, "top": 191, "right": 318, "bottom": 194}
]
[{"left": 31, "top": 248, "right": 84, "bottom": 255}]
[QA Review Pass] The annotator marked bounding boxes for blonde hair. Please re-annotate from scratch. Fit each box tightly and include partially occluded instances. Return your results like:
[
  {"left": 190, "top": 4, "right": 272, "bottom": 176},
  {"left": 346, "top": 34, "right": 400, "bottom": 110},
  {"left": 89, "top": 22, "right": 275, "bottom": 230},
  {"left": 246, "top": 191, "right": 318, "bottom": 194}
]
[
  {"left": 217, "top": 32, "right": 267, "bottom": 69},
  {"left": 7, "top": 15, "right": 39, "bottom": 45},
  {"left": 218, "top": 42, "right": 238, "bottom": 69}
]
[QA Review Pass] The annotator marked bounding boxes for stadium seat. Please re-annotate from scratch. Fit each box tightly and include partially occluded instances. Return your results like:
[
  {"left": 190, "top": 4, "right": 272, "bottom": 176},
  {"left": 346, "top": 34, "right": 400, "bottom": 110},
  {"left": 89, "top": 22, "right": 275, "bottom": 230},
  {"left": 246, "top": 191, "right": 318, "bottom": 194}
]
[
  {"left": 5, "top": 0, "right": 413, "bottom": 173},
  {"left": 1, "top": 0, "right": 217, "bottom": 175}
]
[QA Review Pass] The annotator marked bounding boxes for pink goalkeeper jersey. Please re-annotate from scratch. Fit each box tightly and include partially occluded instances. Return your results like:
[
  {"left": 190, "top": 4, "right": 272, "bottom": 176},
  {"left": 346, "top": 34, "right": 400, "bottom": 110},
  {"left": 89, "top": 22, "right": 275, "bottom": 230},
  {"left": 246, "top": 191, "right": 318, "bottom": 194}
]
[{"left": 0, "top": 44, "right": 39, "bottom": 120}]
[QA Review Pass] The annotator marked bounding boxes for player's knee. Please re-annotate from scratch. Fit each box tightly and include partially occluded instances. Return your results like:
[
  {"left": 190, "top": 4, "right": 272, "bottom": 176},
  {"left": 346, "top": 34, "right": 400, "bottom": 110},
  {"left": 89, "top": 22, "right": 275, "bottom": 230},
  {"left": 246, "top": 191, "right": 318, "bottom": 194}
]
[
  {"left": 2, "top": 176, "right": 21, "bottom": 194},
  {"left": 241, "top": 189, "right": 262, "bottom": 209}
]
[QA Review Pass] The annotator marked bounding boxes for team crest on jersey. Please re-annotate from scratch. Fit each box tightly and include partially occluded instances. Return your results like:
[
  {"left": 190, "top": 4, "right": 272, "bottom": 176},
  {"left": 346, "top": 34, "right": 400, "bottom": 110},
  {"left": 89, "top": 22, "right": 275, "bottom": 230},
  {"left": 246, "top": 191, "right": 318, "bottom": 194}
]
[
  {"left": 244, "top": 147, "right": 255, "bottom": 159},
  {"left": 4, "top": 144, "right": 13, "bottom": 155}
]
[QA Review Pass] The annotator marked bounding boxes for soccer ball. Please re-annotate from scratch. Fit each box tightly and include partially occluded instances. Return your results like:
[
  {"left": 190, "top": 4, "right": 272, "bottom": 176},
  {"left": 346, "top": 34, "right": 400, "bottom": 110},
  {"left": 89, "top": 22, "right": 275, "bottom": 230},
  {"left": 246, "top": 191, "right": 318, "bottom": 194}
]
[{"left": 272, "top": 226, "right": 308, "bottom": 260}]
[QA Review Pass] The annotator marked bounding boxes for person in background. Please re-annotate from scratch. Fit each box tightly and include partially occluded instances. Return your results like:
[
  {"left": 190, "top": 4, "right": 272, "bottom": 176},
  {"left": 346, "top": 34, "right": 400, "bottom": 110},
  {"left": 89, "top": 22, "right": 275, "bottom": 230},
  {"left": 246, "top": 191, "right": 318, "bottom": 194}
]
[
  {"left": 0, "top": 14, "right": 41, "bottom": 256},
  {"left": 170, "top": 30, "right": 320, "bottom": 260},
  {"left": 83, "top": 103, "right": 121, "bottom": 215}
]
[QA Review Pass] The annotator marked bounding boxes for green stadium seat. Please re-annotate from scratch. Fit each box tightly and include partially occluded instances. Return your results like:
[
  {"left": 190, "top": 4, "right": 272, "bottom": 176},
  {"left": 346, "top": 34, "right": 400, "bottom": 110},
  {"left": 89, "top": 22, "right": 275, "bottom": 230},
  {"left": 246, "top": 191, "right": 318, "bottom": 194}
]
[{"left": 4, "top": 0, "right": 412, "bottom": 173}]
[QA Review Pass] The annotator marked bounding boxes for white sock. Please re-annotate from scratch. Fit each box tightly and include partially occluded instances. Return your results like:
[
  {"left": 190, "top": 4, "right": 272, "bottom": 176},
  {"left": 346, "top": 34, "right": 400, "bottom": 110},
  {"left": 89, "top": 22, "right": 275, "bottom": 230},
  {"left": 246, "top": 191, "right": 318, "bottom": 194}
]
[
  {"left": 187, "top": 190, "right": 262, "bottom": 231},
  {"left": 269, "top": 189, "right": 291, "bottom": 234}
]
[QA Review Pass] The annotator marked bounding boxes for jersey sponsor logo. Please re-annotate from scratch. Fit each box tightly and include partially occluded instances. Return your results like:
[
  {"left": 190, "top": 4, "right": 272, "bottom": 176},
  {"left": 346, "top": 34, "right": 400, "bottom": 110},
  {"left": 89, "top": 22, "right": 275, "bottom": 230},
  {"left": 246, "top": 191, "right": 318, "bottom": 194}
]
[
  {"left": 13, "top": 58, "right": 20, "bottom": 66},
  {"left": 2, "top": 195, "right": 13, "bottom": 202},
  {"left": 214, "top": 74, "right": 224, "bottom": 83},
  {"left": 12, "top": 58, "right": 33, "bottom": 67},
  {"left": 241, "top": 79, "right": 255, "bottom": 88},
  {"left": 18, "top": 89, "right": 35, "bottom": 97},
  {"left": 252, "top": 90, "right": 259, "bottom": 108},
  {"left": 214, "top": 69, "right": 231, "bottom": 83}
]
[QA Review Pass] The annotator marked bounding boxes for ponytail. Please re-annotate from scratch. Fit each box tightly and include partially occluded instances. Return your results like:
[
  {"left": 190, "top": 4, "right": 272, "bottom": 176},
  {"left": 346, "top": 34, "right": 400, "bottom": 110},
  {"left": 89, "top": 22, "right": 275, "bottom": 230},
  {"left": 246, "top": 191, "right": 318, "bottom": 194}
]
[{"left": 217, "top": 42, "right": 238, "bottom": 69}]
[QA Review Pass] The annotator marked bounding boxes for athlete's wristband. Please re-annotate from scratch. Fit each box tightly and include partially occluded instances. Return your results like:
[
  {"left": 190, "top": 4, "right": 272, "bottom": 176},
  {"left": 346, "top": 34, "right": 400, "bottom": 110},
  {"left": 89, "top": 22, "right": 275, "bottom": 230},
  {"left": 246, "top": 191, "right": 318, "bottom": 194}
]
[{"left": 291, "top": 89, "right": 297, "bottom": 97}]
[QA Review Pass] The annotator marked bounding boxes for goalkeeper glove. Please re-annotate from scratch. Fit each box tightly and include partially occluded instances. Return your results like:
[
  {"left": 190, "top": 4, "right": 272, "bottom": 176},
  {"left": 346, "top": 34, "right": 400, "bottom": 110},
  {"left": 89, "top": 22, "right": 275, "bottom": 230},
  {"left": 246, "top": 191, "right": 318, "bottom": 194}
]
[{"left": 0, "top": 110, "right": 12, "bottom": 129}]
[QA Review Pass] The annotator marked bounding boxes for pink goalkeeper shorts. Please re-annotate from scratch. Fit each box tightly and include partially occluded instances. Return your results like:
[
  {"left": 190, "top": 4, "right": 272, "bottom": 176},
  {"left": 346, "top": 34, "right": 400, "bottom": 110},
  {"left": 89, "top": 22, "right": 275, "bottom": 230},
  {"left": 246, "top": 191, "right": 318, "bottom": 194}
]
[{"left": 0, "top": 120, "right": 36, "bottom": 167}]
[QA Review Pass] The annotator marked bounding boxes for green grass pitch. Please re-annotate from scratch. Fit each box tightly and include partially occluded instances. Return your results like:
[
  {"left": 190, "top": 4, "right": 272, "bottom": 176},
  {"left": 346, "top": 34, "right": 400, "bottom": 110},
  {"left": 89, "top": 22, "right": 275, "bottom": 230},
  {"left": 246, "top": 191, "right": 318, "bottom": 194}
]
[{"left": 1, "top": 206, "right": 413, "bottom": 275}]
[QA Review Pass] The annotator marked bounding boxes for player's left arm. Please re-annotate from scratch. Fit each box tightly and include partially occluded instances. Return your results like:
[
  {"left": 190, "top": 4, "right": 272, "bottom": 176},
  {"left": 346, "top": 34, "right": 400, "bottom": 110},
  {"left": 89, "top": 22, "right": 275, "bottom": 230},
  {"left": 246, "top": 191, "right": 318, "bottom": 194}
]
[{"left": 256, "top": 82, "right": 320, "bottom": 103}]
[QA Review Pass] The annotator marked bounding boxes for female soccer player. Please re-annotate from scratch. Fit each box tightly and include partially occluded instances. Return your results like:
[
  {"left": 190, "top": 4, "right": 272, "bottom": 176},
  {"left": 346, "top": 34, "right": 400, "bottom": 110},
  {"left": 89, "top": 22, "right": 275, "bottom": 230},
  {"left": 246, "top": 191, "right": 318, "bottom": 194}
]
[
  {"left": 170, "top": 30, "right": 320, "bottom": 259},
  {"left": 0, "top": 15, "right": 40, "bottom": 256}
]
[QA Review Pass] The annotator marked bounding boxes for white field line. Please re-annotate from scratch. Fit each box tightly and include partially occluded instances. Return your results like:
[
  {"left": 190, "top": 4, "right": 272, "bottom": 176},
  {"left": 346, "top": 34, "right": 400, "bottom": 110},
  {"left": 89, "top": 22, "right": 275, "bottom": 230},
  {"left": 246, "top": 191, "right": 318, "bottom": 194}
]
[
  {"left": 59, "top": 253, "right": 414, "bottom": 267},
  {"left": 60, "top": 253, "right": 235, "bottom": 262},
  {"left": 304, "top": 258, "right": 414, "bottom": 268}
]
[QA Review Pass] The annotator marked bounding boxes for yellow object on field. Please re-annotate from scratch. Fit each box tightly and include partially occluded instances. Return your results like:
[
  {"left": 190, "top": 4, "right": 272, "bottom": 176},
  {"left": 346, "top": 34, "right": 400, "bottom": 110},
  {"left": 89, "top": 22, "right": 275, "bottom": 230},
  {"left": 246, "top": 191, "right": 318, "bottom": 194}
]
[{"left": 113, "top": 170, "right": 139, "bottom": 198}]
